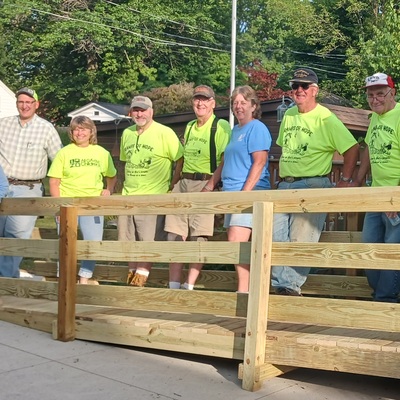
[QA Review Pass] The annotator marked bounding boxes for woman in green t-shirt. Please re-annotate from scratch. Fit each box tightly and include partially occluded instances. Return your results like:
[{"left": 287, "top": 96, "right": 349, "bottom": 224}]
[{"left": 48, "top": 116, "right": 117, "bottom": 284}]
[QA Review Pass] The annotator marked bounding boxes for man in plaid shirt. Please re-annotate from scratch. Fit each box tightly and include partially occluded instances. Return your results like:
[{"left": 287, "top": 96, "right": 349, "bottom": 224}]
[{"left": 0, "top": 87, "right": 62, "bottom": 278}]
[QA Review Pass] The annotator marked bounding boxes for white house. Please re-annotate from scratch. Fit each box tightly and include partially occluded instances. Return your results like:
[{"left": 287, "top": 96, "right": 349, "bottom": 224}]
[
  {"left": 0, "top": 80, "right": 18, "bottom": 118},
  {"left": 67, "top": 101, "right": 130, "bottom": 123}
]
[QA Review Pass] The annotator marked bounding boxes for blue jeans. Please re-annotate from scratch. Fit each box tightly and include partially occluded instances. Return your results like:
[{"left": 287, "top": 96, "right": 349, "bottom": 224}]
[
  {"left": 363, "top": 212, "right": 400, "bottom": 302},
  {"left": 271, "top": 177, "right": 332, "bottom": 293},
  {"left": 0, "top": 183, "right": 43, "bottom": 278},
  {"left": 57, "top": 215, "right": 104, "bottom": 278}
]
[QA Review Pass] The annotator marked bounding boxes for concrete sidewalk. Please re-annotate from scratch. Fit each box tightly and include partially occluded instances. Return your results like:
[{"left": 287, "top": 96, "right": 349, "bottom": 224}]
[{"left": 0, "top": 320, "right": 398, "bottom": 400}]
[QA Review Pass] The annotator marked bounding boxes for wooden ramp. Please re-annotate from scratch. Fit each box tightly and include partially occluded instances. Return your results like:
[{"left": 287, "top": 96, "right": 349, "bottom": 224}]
[
  {"left": 2, "top": 189, "right": 400, "bottom": 391},
  {"left": 0, "top": 279, "right": 247, "bottom": 359},
  {"left": 74, "top": 308, "right": 246, "bottom": 359},
  {"left": 264, "top": 323, "right": 400, "bottom": 379},
  {"left": 3, "top": 292, "right": 400, "bottom": 381},
  {"left": 0, "top": 293, "right": 246, "bottom": 359}
]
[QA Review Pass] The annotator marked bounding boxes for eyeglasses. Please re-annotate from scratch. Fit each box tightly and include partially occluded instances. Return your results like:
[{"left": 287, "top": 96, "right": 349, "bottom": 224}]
[
  {"left": 366, "top": 89, "right": 392, "bottom": 101},
  {"left": 290, "top": 82, "right": 314, "bottom": 90},
  {"left": 193, "top": 97, "right": 213, "bottom": 103},
  {"left": 16, "top": 100, "right": 36, "bottom": 106}
]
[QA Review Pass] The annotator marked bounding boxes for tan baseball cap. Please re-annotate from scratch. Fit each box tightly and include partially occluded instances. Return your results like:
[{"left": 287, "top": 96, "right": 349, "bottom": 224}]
[
  {"left": 130, "top": 96, "right": 153, "bottom": 109},
  {"left": 192, "top": 85, "right": 215, "bottom": 99}
]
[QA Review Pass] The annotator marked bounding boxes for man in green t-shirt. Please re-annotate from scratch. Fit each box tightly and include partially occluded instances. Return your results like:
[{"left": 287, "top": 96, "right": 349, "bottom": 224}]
[
  {"left": 119, "top": 95, "right": 184, "bottom": 287},
  {"left": 352, "top": 72, "right": 400, "bottom": 302},
  {"left": 272, "top": 68, "right": 359, "bottom": 296},
  {"left": 164, "top": 85, "right": 231, "bottom": 290}
]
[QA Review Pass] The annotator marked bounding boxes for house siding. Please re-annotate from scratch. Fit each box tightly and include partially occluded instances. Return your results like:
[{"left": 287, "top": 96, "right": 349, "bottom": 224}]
[{"left": 0, "top": 81, "right": 18, "bottom": 118}]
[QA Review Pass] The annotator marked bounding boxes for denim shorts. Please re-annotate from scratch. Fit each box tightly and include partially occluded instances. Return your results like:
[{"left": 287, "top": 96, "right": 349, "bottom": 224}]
[{"left": 224, "top": 213, "right": 253, "bottom": 229}]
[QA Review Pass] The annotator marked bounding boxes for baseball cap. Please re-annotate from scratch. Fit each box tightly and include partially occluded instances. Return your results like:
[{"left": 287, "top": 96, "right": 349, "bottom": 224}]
[
  {"left": 192, "top": 85, "right": 215, "bottom": 99},
  {"left": 130, "top": 96, "right": 152, "bottom": 109},
  {"left": 16, "top": 87, "right": 39, "bottom": 101},
  {"left": 363, "top": 73, "right": 395, "bottom": 89},
  {"left": 289, "top": 68, "right": 319, "bottom": 84}
]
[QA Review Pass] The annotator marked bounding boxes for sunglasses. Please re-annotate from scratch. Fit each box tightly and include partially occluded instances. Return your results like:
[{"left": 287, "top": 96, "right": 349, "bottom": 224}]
[{"left": 290, "top": 82, "right": 313, "bottom": 90}]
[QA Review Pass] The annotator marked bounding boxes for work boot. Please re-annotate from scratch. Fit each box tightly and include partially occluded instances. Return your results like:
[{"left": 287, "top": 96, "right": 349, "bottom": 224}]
[
  {"left": 126, "top": 270, "right": 135, "bottom": 285},
  {"left": 130, "top": 272, "right": 148, "bottom": 287}
]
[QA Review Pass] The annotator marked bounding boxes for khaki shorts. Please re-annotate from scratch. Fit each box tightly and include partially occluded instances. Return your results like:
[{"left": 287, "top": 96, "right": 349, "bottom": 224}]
[
  {"left": 118, "top": 215, "right": 167, "bottom": 241},
  {"left": 164, "top": 178, "right": 215, "bottom": 237}
]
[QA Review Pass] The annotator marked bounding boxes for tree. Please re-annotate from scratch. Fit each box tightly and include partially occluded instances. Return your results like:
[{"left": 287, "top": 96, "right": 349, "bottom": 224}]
[
  {"left": 239, "top": 60, "right": 287, "bottom": 101},
  {"left": 0, "top": 0, "right": 233, "bottom": 123},
  {"left": 343, "top": 0, "right": 400, "bottom": 107},
  {"left": 236, "top": 0, "right": 348, "bottom": 80},
  {"left": 141, "top": 82, "right": 194, "bottom": 114},
  {"left": 2, "top": 0, "right": 397, "bottom": 123}
]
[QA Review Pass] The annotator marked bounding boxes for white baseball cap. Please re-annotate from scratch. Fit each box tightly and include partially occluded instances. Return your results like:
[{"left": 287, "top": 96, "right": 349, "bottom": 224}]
[{"left": 363, "top": 73, "right": 395, "bottom": 89}]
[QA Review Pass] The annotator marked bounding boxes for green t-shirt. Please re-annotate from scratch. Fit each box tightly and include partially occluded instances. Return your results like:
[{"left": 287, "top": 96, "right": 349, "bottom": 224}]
[
  {"left": 183, "top": 115, "right": 231, "bottom": 174},
  {"left": 47, "top": 144, "right": 117, "bottom": 197},
  {"left": 365, "top": 102, "right": 400, "bottom": 187},
  {"left": 120, "top": 121, "right": 184, "bottom": 195},
  {"left": 277, "top": 104, "right": 357, "bottom": 177}
]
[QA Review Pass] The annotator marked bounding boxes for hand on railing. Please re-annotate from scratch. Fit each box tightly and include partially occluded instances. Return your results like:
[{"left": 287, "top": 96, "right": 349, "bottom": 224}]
[{"left": 100, "top": 189, "right": 112, "bottom": 196}]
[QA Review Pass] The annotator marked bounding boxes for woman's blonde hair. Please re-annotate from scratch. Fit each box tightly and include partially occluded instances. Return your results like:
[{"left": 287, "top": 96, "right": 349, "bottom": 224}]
[
  {"left": 69, "top": 116, "right": 97, "bottom": 145},
  {"left": 230, "top": 85, "right": 262, "bottom": 119}
]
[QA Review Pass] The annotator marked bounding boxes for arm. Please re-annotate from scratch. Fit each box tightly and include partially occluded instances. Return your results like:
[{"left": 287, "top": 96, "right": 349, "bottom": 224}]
[
  {"left": 202, "top": 154, "right": 224, "bottom": 192},
  {"left": 336, "top": 143, "right": 359, "bottom": 188},
  {"left": 46, "top": 127, "right": 63, "bottom": 161},
  {"left": 117, "top": 160, "right": 127, "bottom": 192},
  {"left": 0, "top": 166, "right": 8, "bottom": 199},
  {"left": 170, "top": 157, "right": 183, "bottom": 191},
  {"left": 49, "top": 177, "right": 61, "bottom": 197},
  {"left": 242, "top": 150, "right": 268, "bottom": 191},
  {"left": 101, "top": 175, "right": 117, "bottom": 196},
  {"left": 350, "top": 145, "right": 370, "bottom": 187},
  {"left": 49, "top": 177, "right": 61, "bottom": 223}
]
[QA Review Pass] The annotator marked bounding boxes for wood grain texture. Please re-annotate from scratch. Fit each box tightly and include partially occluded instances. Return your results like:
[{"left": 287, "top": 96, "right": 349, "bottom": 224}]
[
  {"left": 2, "top": 187, "right": 400, "bottom": 392},
  {"left": 1, "top": 186, "right": 400, "bottom": 216}
]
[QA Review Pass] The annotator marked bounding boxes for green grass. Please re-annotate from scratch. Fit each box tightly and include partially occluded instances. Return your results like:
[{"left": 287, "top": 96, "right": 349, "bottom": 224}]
[{"left": 36, "top": 215, "right": 56, "bottom": 229}]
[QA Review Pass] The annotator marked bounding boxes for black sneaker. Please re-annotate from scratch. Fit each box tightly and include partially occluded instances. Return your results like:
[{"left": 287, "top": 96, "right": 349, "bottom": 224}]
[{"left": 275, "top": 287, "right": 302, "bottom": 296}]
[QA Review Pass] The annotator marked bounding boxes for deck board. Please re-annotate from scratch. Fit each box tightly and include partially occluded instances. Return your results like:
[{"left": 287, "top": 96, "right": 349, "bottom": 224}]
[
  {"left": 3, "top": 292, "right": 400, "bottom": 382},
  {"left": 3, "top": 295, "right": 400, "bottom": 364},
  {"left": 264, "top": 325, "right": 400, "bottom": 379}
]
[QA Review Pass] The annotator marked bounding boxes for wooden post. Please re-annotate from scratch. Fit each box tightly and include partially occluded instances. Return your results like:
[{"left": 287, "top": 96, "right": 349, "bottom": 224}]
[
  {"left": 241, "top": 201, "right": 274, "bottom": 391},
  {"left": 57, "top": 206, "right": 78, "bottom": 341}
]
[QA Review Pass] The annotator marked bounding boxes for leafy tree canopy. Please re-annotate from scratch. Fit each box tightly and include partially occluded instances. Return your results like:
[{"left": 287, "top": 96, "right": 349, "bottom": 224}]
[{"left": 0, "top": 0, "right": 398, "bottom": 123}]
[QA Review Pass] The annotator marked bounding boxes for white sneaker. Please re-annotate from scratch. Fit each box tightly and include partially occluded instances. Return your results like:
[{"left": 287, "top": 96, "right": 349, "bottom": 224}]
[
  {"left": 180, "top": 282, "right": 194, "bottom": 290},
  {"left": 19, "top": 270, "right": 45, "bottom": 281}
]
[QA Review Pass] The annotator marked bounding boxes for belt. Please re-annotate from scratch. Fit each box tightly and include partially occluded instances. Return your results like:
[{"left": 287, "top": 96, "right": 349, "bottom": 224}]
[
  {"left": 181, "top": 172, "right": 212, "bottom": 181},
  {"left": 8, "top": 178, "right": 42, "bottom": 189},
  {"left": 280, "top": 175, "right": 328, "bottom": 183}
]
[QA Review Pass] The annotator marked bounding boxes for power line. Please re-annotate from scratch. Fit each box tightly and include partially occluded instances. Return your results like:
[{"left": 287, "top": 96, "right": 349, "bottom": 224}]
[
  {"left": 5, "top": 3, "right": 230, "bottom": 53},
  {"left": 104, "top": 0, "right": 230, "bottom": 39},
  {"left": 290, "top": 50, "right": 347, "bottom": 59},
  {"left": 299, "top": 61, "right": 348, "bottom": 74},
  {"left": 101, "top": 0, "right": 228, "bottom": 48}
]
